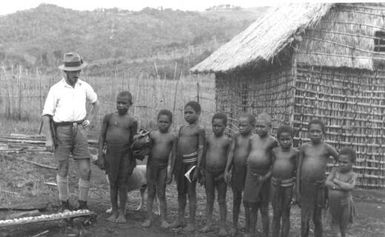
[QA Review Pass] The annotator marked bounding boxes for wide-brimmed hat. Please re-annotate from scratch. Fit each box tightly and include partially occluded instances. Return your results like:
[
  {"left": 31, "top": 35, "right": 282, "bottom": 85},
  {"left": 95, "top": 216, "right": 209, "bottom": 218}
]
[{"left": 58, "top": 52, "right": 87, "bottom": 71}]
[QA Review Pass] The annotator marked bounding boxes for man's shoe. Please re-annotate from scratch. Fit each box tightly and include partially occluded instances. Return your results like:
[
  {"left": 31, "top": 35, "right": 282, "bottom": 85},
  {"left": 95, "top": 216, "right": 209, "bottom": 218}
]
[{"left": 58, "top": 200, "right": 70, "bottom": 212}]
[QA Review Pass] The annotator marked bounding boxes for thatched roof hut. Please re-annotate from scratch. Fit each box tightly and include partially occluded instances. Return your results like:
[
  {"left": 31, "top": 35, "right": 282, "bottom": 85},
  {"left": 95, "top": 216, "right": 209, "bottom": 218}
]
[{"left": 192, "top": 3, "right": 385, "bottom": 188}]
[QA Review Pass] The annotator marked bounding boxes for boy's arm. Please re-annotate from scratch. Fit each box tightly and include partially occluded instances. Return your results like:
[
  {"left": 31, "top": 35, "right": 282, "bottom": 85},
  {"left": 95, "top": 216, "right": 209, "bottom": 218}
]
[
  {"left": 167, "top": 134, "right": 176, "bottom": 184},
  {"left": 225, "top": 137, "right": 236, "bottom": 175},
  {"left": 296, "top": 146, "right": 305, "bottom": 203},
  {"left": 327, "top": 143, "right": 339, "bottom": 161},
  {"left": 97, "top": 114, "right": 109, "bottom": 169},
  {"left": 196, "top": 128, "right": 206, "bottom": 170},
  {"left": 334, "top": 173, "right": 357, "bottom": 191},
  {"left": 325, "top": 167, "right": 336, "bottom": 189}
]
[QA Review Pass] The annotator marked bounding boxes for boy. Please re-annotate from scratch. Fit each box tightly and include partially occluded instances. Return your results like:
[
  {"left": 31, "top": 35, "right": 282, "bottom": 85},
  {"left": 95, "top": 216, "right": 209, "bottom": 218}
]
[
  {"left": 243, "top": 112, "right": 277, "bottom": 237},
  {"left": 201, "top": 113, "right": 231, "bottom": 236},
  {"left": 96, "top": 91, "right": 137, "bottom": 223},
  {"left": 297, "top": 119, "right": 338, "bottom": 237},
  {"left": 224, "top": 113, "right": 255, "bottom": 236},
  {"left": 326, "top": 147, "right": 357, "bottom": 237},
  {"left": 142, "top": 109, "right": 175, "bottom": 228},
  {"left": 271, "top": 125, "right": 298, "bottom": 237},
  {"left": 170, "top": 101, "right": 205, "bottom": 232}
]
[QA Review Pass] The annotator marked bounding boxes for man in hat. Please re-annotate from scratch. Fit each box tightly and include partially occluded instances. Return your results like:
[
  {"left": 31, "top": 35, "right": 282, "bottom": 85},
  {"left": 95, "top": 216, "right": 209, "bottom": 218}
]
[{"left": 42, "top": 52, "right": 99, "bottom": 211}]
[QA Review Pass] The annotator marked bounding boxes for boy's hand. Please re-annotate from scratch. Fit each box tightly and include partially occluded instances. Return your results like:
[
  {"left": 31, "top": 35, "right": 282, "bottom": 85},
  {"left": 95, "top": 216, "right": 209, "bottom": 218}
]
[
  {"left": 192, "top": 168, "right": 199, "bottom": 182},
  {"left": 166, "top": 169, "right": 173, "bottom": 184},
  {"left": 224, "top": 171, "right": 231, "bottom": 184}
]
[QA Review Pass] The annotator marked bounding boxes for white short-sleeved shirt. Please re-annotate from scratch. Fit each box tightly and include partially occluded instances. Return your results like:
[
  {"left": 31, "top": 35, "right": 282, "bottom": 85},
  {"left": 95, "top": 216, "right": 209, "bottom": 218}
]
[{"left": 42, "top": 78, "right": 98, "bottom": 122}]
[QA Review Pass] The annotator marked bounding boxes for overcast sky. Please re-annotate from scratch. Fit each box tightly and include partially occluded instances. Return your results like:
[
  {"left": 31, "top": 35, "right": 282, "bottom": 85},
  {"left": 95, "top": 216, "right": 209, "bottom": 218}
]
[{"left": 0, "top": 0, "right": 372, "bottom": 16}]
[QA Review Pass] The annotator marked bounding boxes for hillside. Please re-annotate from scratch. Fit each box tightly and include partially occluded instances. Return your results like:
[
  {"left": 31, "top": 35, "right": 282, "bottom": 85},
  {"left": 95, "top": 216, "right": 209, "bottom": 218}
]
[{"left": 0, "top": 4, "right": 267, "bottom": 76}]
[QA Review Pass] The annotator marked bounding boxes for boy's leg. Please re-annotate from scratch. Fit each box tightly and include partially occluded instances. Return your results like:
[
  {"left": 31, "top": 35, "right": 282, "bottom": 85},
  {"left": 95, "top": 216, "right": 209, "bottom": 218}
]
[
  {"left": 249, "top": 202, "right": 258, "bottom": 236},
  {"left": 115, "top": 183, "right": 128, "bottom": 223},
  {"left": 107, "top": 181, "right": 119, "bottom": 222},
  {"left": 201, "top": 171, "right": 215, "bottom": 232},
  {"left": 313, "top": 205, "right": 323, "bottom": 237},
  {"left": 271, "top": 185, "right": 282, "bottom": 237},
  {"left": 281, "top": 186, "right": 293, "bottom": 237},
  {"left": 243, "top": 201, "right": 251, "bottom": 235},
  {"left": 230, "top": 188, "right": 242, "bottom": 235},
  {"left": 217, "top": 178, "right": 227, "bottom": 236},
  {"left": 170, "top": 177, "right": 186, "bottom": 228},
  {"left": 260, "top": 180, "right": 270, "bottom": 237},
  {"left": 301, "top": 206, "right": 311, "bottom": 237},
  {"left": 157, "top": 167, "right": 170, "bottom": 228},
  {"left": 143, "top": 165, "right": 156, "bottom": 227},
  {"left": 184, "top": 179, "right": 197, "bottom": 232}
]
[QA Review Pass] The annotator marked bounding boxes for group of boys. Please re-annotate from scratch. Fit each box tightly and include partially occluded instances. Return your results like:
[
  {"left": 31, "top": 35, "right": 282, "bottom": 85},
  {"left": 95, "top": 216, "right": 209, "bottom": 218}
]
[{"left": 44, "top": 52, "right": 357, "bottom": 237}]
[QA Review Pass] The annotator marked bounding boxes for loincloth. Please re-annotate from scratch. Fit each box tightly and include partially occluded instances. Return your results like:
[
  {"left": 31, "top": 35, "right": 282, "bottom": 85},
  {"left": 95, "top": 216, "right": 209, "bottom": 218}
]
[
  {"left": 271, "top": 176, "right": 295, "bottom": 210},
  {"left": 271, "top": 176, "right": 296, "bottom": 187},
  {"left": 205, "top": 167, "right": 225, "bottom": 183},
  {"left": 182, "top": 151, "right": 198, "bottom": 164},
  {"left": 105, "top": 143, "right": 135, "bottom": 185},
  {"left": 243, "top": 167, "right": 270, "bottom": 204},
  {"left": 328, "top": 191, "right": 355, "bottom": 225},
  {"left": 300, "top": 178, "right": 327, "bottom": 214},
  {"left": 231, "top": 164, "right": 247, "bottom": 192}
]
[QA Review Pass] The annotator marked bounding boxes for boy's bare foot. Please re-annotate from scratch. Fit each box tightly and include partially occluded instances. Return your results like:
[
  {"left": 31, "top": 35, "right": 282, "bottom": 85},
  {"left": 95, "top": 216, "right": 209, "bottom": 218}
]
[
  {"left": 218, "top": 227, "right": 228, "bottom": 237},
  {"left": 183, "top": 223, "right": 195, "bottom": 232},
  {"left": 170, "top": 219, "right": 184, "bottom": 228},
  {"left": 142, "top": 219, "right": 152, "bottom": 227},
  {"left": 115, "top": 213, "right": 127, "bottom": 224},
  {"left": 106, "top": 212, "right": 118, "bottom": 222},
  {"left": 160, "top": 220, "right": 170, "bottom": 228},
  {"left": 200, "top": 224, "right": 213, "bottom": 233}
]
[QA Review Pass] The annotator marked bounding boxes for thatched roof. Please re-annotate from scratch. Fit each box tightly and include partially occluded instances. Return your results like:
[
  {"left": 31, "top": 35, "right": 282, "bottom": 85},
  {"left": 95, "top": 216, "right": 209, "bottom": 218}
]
[{"left": 191, "top": 3, "right": 333, "bottom": 73}]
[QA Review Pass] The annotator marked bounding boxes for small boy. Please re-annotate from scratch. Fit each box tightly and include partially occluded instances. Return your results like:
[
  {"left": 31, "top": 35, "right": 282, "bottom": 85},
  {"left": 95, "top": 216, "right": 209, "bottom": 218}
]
[
  {"left": 170, "top": 101, "right": 205, "bottom": 232},
  {"left": 297, "top": 119, "right": 338, "bottom": 237},
  {"left": 142, "top": 109, "right": 175, "bottom": 228},
  {"left": 243, "top": 112, "right": 277, "bottom": 237},
  {"left": 224, "top": 113, "right": 255, "bottom": 236},
  {"left": 200, "top": 113, "right": 231, "bottom": 236},
  {"left": 271, "top": 125, "right": 298, "bottom": 237},
  {"left": 97, "top": 91, "right": 138, "bottom": 223},
  {"left": 326, "top": 147, "right": 357, "bottom": 237}
]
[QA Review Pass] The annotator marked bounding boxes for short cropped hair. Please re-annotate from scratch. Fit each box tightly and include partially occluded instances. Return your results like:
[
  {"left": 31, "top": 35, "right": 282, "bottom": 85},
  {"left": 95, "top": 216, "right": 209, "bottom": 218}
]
[
  {"left": 185, "top": 101, "right": 201, "bottom": 114},
  {"left": 212, "top": 113, "right": 227, "bottom": 126},
  {"left": 117, "top": 91, "right": 133, "bottom": 105},
  {"left": 158, "top": 109, "right": 173, "bottom": 122},
  {"left": 240, "top": 113, "right": 256, "bottom": 127},
  {"left": 277, "top": 125, "right": 293, "bottom": 138},
  {"left": 339, "top": 147, "right": 357, "bottom": 163},
  {"left": 308, "top": 119, "right": 325, "bottom": 133},
  {"left": 256, "top": 112, "right": 272, "bottom": 126}
]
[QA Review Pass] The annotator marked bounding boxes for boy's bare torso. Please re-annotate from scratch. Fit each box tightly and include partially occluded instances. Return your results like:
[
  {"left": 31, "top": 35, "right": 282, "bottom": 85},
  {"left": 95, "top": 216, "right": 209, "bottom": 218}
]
[
  {"left": 233, "top": 134, "right": 251, "bottom": 168},
  {"left": 178, "top": 125, "right": 202, "bottom": 155},
  {"left": 150, "top": 130, "right": 174, "bottom": 163},
  {"left": 106, "top": 112, "right": 135, "bottom": 144},
  {"left": 272, "top": 147, "right": 298, "bottom": 180},
  {"left": 206, "top": 134, "right": 230, "bottom": 171},
  {"left": 300, "top": 142, "right": 335, "bottom": 181},
  {"left": 247, "top": 135, "right": 277, "bottom": 174}
]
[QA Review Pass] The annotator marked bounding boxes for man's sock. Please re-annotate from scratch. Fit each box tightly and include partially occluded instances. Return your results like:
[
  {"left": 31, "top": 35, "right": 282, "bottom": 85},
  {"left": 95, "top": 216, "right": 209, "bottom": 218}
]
[
  {"left": 56, "top": 174, "right": 69, "bottom": 201},
  {"left": 78, "top": 178, "right": 90, "bottom": 201}
]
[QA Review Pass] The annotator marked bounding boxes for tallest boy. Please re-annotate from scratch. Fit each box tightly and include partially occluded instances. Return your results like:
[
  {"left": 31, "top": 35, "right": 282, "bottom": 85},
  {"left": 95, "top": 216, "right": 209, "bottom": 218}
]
[{"left": 42, "top": 52, "right": 99, "bottom": 211}]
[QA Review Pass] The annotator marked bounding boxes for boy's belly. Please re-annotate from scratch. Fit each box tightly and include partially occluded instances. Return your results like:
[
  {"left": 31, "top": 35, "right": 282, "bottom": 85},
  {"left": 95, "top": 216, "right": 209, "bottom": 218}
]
[
  {"left": 300, "top": 158, "right": 326, "bottom": 181},
  {"left": 247, "top": 153, "right": 271, "bottom": 172},
  {"left": 271, "top": 160, "right": 295, "bottom": 179}
]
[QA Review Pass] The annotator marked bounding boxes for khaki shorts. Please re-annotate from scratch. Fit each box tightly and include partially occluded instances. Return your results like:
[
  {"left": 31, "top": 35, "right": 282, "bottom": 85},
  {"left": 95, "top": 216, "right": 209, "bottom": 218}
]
[{"left": 54, "top": 124, "right": 90, "bottom": 161}]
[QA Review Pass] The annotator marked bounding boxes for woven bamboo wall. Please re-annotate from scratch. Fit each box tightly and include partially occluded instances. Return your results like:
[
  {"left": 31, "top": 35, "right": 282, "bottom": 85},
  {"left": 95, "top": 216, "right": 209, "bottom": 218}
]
[
  {"left": 293, "top": 64, "right": 385, "bottom": 188},
  {"left": 215, "top": 66, "right": 295, "bottom": 133}
]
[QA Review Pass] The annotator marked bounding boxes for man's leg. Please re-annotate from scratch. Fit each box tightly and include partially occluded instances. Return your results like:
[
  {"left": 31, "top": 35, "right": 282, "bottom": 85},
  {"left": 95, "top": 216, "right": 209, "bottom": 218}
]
[
  {"left": 57, "top": 160, "right": 70, "bottom": 211},
  {"left": 77, "top": 159, "right": 91, "bottom": 209}
]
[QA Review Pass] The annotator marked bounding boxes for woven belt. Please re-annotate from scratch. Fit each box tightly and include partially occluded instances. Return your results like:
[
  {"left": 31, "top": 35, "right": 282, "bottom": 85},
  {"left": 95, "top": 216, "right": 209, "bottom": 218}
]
[{"left": 54, "top": 120, "right": 84, "bottom": 127}]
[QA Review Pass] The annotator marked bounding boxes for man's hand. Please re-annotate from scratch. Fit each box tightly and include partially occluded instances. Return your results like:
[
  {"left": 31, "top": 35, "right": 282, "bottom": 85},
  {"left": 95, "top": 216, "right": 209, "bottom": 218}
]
[
  {"left": 224, "top": 171, "right": 231, "bottom": 184},
  {"left": 45, "top": 139, "right": 54, "bottom": 152},
  {"left": 82, "top": 119, "right": 91, "bottom": 129}
]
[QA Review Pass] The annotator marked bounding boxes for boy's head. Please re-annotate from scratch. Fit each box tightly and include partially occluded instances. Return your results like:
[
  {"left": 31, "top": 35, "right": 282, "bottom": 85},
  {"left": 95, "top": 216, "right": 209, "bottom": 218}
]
[
  {"left": 255, "top": 112, "right": 272, "bottom": 137},
  {"left": 157, "top": 109, "right": 172, "bottom": 133},
  {"left": 277, "top": 125, "right": 293, "bottom": 149},
  {"left": 212, "top": 113, "right": 227, "bottom": 136},
  {"left": 238, "top": 113, "right": 255, "bottom": 135},
  {"left": 338, "top": 147, "right": 356, "bottom": 172},
  {"left": 184, "top": 101, "right": 201, "bottom": 124},
  {"left": 116, "top": 91, "right": 133, "bottom": 115},
  {"left": 308, "top": 119, "right": 325, "bottom": 144}
]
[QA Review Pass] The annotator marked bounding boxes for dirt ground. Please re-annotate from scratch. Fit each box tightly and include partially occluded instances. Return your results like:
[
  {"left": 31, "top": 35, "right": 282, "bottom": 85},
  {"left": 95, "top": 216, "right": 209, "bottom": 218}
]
[{"left": 0, "top": 150, "right": 384, "bottom": 237}]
